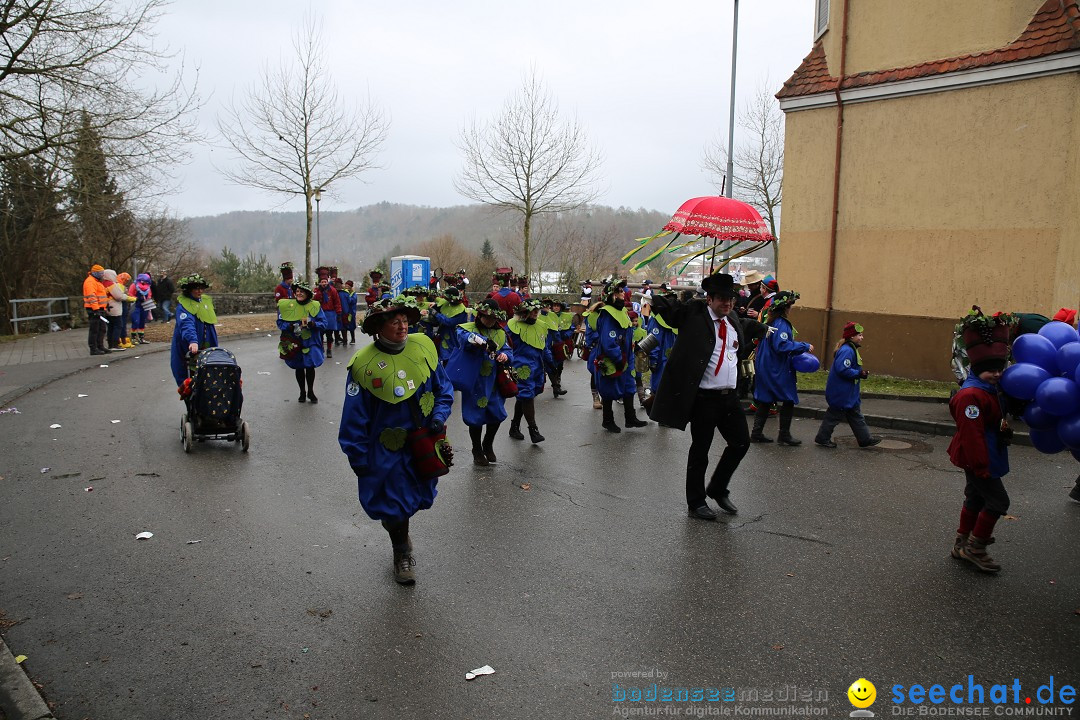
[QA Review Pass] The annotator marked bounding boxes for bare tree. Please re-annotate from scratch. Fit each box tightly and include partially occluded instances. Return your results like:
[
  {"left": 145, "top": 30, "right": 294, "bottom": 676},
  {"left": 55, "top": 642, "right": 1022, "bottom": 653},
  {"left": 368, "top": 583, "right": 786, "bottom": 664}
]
[
  {"left": 704, "top": 81, "right": 784, "bottom": 267},
  {"left": 217, "top": 13, "right": 388, "bottom": 280},
  {"left": 455, "top": 69, "right": 603, "bottom": 278},
  {"left": 415, "top": 234, "right": 478, "bottom": 284},
  {"left": 0, "top": 0, "right": 200, "bottom": 192}
]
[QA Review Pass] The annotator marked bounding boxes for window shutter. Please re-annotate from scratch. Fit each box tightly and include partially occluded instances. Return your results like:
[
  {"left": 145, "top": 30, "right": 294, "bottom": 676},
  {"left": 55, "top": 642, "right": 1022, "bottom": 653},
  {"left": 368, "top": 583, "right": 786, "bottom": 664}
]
[{"left": 815, "top": 0, "right": 829, "bottom": 37}]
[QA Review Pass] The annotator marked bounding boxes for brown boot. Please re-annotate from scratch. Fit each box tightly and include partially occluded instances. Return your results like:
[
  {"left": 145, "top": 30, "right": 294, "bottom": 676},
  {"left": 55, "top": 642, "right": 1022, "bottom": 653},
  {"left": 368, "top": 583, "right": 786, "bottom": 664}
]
[
  {"left": 960, "top": 536, "right": 1000, "bottom": 573},
  {"left": 950, "top": 532, "right": 968, "bottom": 559},
  {"left": 393, "top": 550, "right": 416, "bottom": 585},
  {"left": 592, "top": 390, "right": 602, "bottom": 410}
]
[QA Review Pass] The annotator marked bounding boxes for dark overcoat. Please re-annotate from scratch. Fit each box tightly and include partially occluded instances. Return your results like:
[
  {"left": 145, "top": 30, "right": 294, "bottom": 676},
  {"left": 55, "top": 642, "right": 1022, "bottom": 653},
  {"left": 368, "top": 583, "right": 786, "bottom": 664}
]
[{"left": 648, "top": 294, "right": 762, "bottom": 430}]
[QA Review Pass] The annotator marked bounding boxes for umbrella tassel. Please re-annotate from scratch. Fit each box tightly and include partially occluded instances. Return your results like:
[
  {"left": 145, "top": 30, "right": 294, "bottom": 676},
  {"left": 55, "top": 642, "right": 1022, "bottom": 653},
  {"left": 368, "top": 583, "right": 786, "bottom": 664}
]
[
  {"left": 627, "top": 234, "right": 682, "bottom": 269},
  {"left": 620, "top": 230, "right": 673, "bottom": 265}
]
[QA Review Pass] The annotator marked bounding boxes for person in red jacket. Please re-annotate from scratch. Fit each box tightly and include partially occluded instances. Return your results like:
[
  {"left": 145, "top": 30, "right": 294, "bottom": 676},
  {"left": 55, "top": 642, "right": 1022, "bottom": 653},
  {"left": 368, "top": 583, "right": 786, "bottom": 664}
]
[
  {"left": 274, "top": 262, "right": 294, "bottom": 300},
  {"left": 946, "top": 310, "right": 1015, "bottom": 573},
  {"left": 314, "top": 268, "right": 342, "bottom": 359},
  {"left": 364, "top": 268, "right": 385, "bottom": 309}
]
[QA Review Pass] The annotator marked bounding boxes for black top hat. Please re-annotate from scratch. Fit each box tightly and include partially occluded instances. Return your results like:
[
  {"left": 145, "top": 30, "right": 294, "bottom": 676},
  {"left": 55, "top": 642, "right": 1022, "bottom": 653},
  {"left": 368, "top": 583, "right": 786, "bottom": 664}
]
[{"left": 701, "top": 273, "right": 737, "bottom": 298}]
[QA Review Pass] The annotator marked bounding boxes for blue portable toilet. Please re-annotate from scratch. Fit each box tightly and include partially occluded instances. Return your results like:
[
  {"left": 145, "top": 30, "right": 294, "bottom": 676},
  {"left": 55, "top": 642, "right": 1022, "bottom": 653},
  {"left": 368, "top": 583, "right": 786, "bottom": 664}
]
[{"left": 390, "top": 255, "right": 431, "bottom": 296}]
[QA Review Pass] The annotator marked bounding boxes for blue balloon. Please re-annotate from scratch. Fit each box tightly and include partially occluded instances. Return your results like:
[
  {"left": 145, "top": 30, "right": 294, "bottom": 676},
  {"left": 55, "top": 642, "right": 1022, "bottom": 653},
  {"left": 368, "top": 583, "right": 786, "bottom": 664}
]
[
  {"left": 1030, "top": 428, "right": 1066, "bottom": 454},
  {"left": 1035, "top": 376, "right": 1080, "bottom": 416},
  {"left": 1038, "top": 320, "right": 1079, "bottom": 349},
  {"left": 1058, "top": 413, "right": 1080, "bottom": 450},
  {"left": 1012, "top": 333, "right": 1059, "bottom": 374},
  {"left": 1000, "top": 363, "right": 1051, "bottom": 401},
  {"left": 792, "top": 352, "right": 820, "bottom": 373},
  {"left": 1058, "top": 342, "right": 1080, "bottom": 378},
  {"left": 1022, "top": 402, "right": 1058, "bottom": 431}
]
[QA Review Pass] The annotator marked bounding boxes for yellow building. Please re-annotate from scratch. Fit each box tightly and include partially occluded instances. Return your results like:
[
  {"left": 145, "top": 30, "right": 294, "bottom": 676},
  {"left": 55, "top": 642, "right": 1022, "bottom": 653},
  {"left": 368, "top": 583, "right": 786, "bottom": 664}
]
[{"left": 777, "top": 0, "right": 1080, "bottom": 379}]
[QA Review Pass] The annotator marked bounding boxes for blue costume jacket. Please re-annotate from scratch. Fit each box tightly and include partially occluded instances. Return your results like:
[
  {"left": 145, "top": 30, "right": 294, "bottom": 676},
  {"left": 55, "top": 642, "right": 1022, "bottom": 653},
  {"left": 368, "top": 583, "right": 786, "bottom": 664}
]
[
  {"left": 825, "top": 341, "right": 863, "bottom": 410},
  {"left": 594, "top": 305, "right": 636, "bottom": 400},
  {"left": 645, "top": 314, "right": 678, "bottom": 394},
  {"left": 170, "top": 295, "right": 219, "bottom": 387},
  {"left": 340, "top": 290, "right": 358, "bottom": 331},
  {"left": 948, "top": 375, "right": 1009, "bottom": 479},
  {"left": 276, "top": 300, "right": 328, "bottom": 370},
  {"left": 338, "top": 335, "right": 454, "bottom": 522},
  {"left": 753, "top": 316, "right": 810, "bottom": 404},
  {"left": 507, "top": 318, "right": 554, "bottom": 400},
  {"left": 432, "top": 302, "right": 473, "bottom": 363},
  {"left": 447, "top": 323, "right": 514, "bottom": 426}
]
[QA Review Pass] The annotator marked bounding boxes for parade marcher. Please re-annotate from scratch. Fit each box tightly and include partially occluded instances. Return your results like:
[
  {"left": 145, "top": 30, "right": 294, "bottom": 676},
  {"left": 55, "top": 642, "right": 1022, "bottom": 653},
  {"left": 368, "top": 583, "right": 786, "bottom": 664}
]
[
  {"left": 338, "top": 296, "right": 454, "bottom": 585},
  {"left": 314, "top": 268, "right": 341, "bottom": 359},
  {"left": 580, "top": 280, "right": 593, "bottom": 306},
  {"left": 128, "top": 273, "right": 154, "bottom": 345},
  {"left": 947, "top": 310, "right": 1015, "bottom": 573},
  {"left": 491, "top": 268, "right": 522, "bottom": 316},
  {"left": 82, "top": 264, "right": 110, "bottom": 355},
  {"left": 447, "top": 299, "right": 513, "bottom": 465},
  {"left": 594, "top": 278, "right": 648, "bottom": 433},
  {"left": 170, "top": 274, "right": 218, "bottom": 388},
  {"left": 332, "top": 277, "right": 349, "bottom": 346},
  {"left": 814, "top": 322, "right": 881, "bottom": 448},
  {"left": 515, "top": 275, "right": 531, "bottom": 300},
  {"left": 629, "top": 310, "right": 649, "bottom": 406},
  {"left": 341, "top": 280, "right": 359, "bottom": 344},
  {"left": 277, "top": 279, "right": 328, "bottom": 403},
  {"left": 101, "top": 269, "right": 126, "bottom": 350},
  {"left": 274, "top": 262, "right": 294, "bottom": 301},
  {"left": 582, "top": 300, "right": 604, "bottom": 409},
  {"left": 542, "top": 298, "right": 573, "bottom": 397},
  {"left": 431, "top": 286, "right": 472, "bottom": 364},
  {"left": 116, "top": 272, "right": 134, "bottom": 349},
  {"left": 156, "top": 272, "right": 175, "bottom": 323},
  {"left": 644, "top": 286, "right": 679, "bottom": 409},
  {"left": 364, "top": 268, "right": 385, "bottom": 309},
  {"left": 736, "top": 270, "right": 767, "bottom": 320},
  {"left": 751, "top": 290, "right": 812, "bottom": 445},
  {"left": 506, "top": 299, "right": 553, "bottom": 443},
  {"left": 649, "top": 273, "right": 761, "bottom": 520}
]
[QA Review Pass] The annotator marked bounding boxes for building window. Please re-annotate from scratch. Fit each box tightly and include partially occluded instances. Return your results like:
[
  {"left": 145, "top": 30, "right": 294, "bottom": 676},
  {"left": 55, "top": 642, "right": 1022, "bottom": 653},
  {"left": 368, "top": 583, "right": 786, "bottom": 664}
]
[{"left": 815, "top": 0, "right": 829, "bottom": 39}]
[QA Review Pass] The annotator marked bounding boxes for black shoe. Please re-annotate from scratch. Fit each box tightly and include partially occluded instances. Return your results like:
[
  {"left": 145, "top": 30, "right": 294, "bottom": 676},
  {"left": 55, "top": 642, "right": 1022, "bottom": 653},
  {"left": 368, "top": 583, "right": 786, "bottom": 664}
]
[
  {"left": 749, "top": 434, "right": 773, "bottom": 443},
  {"left": 602, "top": 420, "right": 621, "bottom": 433},
  {"left": 814, "top": 439, "right": 837, "bottom": 448},
  {"left": 716, "top": 496, "right": 738, "bottom": 515},
  {"left": 308, "top": 393, "right": 318, "bottom": 404},
  {"left": 688, "top": 505, "right": 718, "bottom": 521},
  {"left": 298, "top": 392, "right": 306, "bottom": 403},
  {"left": 90, "top": 349, "right": 105, "bottom": 356},
  {"left": 529, "top": 427, "right": 545, "bottom": 443},
  {"left": 508, "top": 425, "right": 524, "bottom": 440},
  {"left": 777, "top": 435, "right": 802, "bottom": 446},
  {"left": 483, "top": 446, "right": 497, "bottom": 464},
  {"left": 473, "top": 450, "right": 489, "bottom": 466},
  {"left": 625, "top": 415, "right": 648, "bottom": 428},
  {"left": 859, "top": 437, "right": 882, "bottom": 448}
]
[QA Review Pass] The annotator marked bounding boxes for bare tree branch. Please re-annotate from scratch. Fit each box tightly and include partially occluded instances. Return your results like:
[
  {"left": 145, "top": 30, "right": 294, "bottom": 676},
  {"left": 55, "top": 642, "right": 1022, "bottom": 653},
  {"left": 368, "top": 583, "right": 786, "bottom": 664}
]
[
  {"left": 455, "top": 68, "right": 603, "bottom": 277},
  {"left": 217, "top": 12, "right": 388, "bottom": 280}
]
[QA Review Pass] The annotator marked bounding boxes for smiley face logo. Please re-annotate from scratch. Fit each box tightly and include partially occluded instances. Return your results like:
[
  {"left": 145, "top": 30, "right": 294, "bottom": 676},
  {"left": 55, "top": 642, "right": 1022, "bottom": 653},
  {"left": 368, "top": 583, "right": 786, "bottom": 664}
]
[{"left": 848, "top": 678, "right": 876, "bottom": 709}]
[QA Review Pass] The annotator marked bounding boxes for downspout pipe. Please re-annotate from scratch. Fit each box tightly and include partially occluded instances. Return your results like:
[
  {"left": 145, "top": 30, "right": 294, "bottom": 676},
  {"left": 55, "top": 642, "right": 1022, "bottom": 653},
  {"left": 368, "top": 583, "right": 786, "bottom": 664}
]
[{"left": 821, "top": 0, "right": 851, "bottom": 353}]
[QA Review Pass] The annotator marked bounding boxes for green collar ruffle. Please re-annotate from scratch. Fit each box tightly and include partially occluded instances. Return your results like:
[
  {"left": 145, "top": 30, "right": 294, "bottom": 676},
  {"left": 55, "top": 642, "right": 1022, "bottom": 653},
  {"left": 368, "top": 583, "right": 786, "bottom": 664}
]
[
  {"left": 508, "top": 317, "right": 548, "bottom": 350},
  {"left": 599, "top": 305, "right": 631, "bottom": 329},
  {"left": 460, "top": 322, "right": 506, "bottom": 350},
  {"left": 652, "top": 313, "right": 677, "bottom": 334},
  {"left": 347, "top": 334, "right": 439, "bottom": 404},
  {"left": 178, "top": 294, "right": 217, "bottom": 324},
  {"left": 437, "top": 301, "right": 469, "bottom": 319},
  {"left": 278, "top": 298, "right": 321, "bottom": 321}
]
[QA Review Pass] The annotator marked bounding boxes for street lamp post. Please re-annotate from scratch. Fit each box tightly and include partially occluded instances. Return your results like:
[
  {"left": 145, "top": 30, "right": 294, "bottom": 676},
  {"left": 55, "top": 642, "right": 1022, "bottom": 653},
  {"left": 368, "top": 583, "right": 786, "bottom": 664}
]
[
  {"left": 314, "top": 187, "right": 322, "bottom": 269},
  {"left": 718, "top": 0, "right": 739, "bottom": 271}
]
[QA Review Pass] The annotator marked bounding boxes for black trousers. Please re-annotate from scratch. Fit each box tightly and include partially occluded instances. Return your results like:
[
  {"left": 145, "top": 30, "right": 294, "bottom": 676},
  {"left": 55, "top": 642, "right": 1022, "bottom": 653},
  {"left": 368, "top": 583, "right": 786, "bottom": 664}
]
[
  {"left": 686, "top": 389, "right": 750, "bottom": 508},
  {"left": 963, "top": 469, "right": 1010, "bottom": 517}
]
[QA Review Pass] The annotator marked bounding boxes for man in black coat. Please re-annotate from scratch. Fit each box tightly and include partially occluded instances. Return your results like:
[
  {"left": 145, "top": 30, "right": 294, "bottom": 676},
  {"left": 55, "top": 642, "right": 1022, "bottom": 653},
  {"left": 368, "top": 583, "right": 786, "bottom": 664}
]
[{"left": 649, "top": 273, "right": 764, "bottom": 520}]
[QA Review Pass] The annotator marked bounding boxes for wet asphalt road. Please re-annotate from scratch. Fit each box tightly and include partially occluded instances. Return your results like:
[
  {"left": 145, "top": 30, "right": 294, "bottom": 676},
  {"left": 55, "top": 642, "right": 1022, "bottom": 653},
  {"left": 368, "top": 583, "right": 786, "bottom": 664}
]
[{"left": 1, "top": 334, "right": 1078, "bottom": 719}]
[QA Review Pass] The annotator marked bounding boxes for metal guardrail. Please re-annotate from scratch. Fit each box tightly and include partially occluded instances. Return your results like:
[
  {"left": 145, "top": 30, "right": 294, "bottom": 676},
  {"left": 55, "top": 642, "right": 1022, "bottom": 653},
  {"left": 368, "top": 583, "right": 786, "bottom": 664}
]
[{"left": 9, "top": 297, "right": 71, "bottom": 335}]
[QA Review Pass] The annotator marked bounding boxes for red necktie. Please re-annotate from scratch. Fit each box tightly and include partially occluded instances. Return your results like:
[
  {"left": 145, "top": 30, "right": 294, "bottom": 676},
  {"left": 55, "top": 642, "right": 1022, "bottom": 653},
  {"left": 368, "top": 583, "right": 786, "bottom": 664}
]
[{"left": 714, "top": 317, "right": 728, "bottom": 376}]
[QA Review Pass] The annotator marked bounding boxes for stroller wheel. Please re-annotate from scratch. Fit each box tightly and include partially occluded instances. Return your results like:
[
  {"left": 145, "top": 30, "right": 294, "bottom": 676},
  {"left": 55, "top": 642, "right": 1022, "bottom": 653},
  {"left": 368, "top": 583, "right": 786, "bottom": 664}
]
[
  {"left": 180, "top": 413, "right": 188, "bottom": 445},
  {"left": 241, "top": 422, "right": 251, "bottom": 452},
  {"left": 182, "top": 420, "right": 193, "bottom": 453}
]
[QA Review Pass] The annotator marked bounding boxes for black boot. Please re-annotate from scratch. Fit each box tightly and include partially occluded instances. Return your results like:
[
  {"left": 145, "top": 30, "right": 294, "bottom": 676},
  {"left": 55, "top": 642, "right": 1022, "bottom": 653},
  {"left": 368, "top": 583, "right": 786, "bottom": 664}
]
[
  {"left": 749, "top": 402, "right": 773, "bottom": 442},
  {"left": 470, "top": 425, "right": 488, "bottom": 465},
  {"left": 523, "top": 399, "right": 544, "bottom": 443},
  {"left": 306, "top": 368, "right": 318, "bottom": 404},
  {"left": 508, "top": 401, "right": 525, "bottom": 440},
  {"left": 777, "top": 402, "right": 800, "bottom": 446},
  {"left": 482, "top": 423, "right": 499, "bottom": 463},
  {"left": 296, "top": 369, "right": 306, "bottom": 403},
  {"left": 623, "top": 395, "right": 648, "bottom": 428},
  {"left": 601, "top": 398, "right": 621, "bottom": 433}
]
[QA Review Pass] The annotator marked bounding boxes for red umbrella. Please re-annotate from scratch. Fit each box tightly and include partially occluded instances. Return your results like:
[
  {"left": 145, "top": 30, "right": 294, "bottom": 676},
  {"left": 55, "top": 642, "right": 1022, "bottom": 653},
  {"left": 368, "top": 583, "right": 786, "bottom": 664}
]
[{"left": 622, "top": 195, "right": 774, "bottom": 273}]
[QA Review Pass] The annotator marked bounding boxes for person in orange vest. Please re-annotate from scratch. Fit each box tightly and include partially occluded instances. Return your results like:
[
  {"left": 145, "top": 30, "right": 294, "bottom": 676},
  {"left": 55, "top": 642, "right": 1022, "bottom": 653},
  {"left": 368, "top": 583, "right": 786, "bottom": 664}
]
[{"left": 82, "top": 264, "right": 110, "bottom": 355}]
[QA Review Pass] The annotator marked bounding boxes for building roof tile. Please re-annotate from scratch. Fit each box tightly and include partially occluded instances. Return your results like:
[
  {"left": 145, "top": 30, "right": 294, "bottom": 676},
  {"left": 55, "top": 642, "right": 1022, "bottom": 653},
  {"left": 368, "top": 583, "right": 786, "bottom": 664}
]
[{"left": 777, "top": 0, "right": 1080, "bottom": 99}]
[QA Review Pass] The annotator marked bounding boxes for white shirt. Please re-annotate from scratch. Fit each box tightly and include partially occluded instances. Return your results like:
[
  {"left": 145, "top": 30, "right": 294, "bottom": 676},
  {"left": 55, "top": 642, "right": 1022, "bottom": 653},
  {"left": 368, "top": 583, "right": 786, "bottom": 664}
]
[{"left": 698, "top": 307, "right": 738, "bottom": 390}]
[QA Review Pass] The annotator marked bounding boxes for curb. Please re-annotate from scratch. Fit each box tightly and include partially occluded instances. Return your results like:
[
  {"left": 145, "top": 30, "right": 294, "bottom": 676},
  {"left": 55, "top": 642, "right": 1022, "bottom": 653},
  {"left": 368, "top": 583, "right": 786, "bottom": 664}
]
[
  {"left": 800, "top": 388, "right": 948, "bottom": 404},
  {"left": 0, "top": 331, "right": 271, "bottom": 408},
  {"left": 0, "top": 636, "right": 53, "bottom": 720},
  {"left": 792, "top": 405, "right": 1033, "bottom": 447}
]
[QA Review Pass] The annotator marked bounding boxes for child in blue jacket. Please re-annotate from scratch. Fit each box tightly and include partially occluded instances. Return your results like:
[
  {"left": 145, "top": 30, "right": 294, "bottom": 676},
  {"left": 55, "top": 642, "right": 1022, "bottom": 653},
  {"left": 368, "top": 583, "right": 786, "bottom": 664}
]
[{"left": 814, "top": 322, "right": 881, "bottom": 448}]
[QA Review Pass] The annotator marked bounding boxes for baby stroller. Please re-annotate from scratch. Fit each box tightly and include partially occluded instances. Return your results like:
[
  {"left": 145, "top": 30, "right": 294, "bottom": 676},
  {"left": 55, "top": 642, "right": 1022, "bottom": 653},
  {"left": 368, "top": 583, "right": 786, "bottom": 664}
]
[{"left": 180, "top": 347, "right": 250, "bottom": 452}]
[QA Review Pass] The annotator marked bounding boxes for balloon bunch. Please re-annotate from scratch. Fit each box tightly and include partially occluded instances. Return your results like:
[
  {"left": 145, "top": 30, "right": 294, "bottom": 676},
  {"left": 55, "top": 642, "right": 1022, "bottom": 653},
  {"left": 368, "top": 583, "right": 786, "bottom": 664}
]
[{"left": 1000, "top": 321, "right": 1080, "bottom": 456}]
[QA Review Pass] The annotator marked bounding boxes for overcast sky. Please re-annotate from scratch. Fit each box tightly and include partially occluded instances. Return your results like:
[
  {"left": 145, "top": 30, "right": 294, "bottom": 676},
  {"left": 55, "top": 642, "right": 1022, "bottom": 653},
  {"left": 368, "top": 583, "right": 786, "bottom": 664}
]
[{"left": 155, "top": 0, "right": 814, "bottom": 219}]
